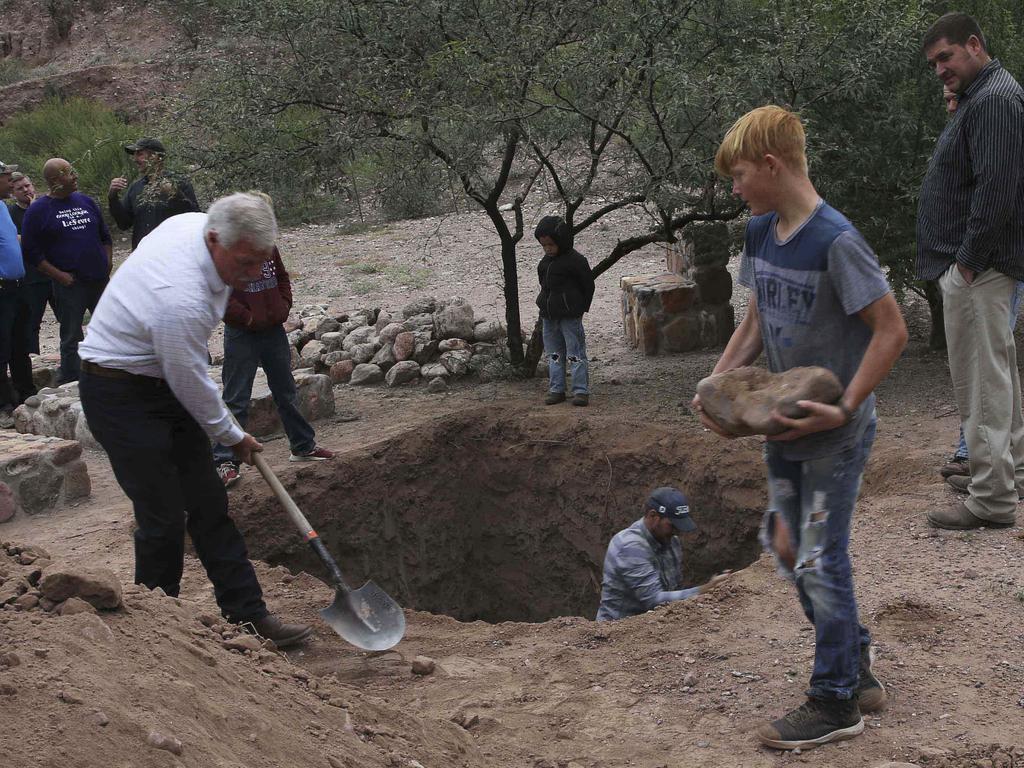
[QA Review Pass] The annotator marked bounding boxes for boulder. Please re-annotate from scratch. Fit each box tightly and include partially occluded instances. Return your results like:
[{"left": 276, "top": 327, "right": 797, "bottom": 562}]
[
  {"left": 696, "top": 366, "right": 844, "bottom": 436},
  {"left": 373, "top": 311, "right": 394, "bottom": 331},
  {"left": 322, "top": 350, "right": 353, "bottom": 367},
  {"left": 419, "top": 363, "right": 448, "bottom": 380},
  {"left": 342, "top": 325, "right": 377, "bottom": 351},
  {"left": 349, "top": 343, "right": 376, "bottom": 365},
  {"left": 385, "top": 361, "right": 420, "bottom": 387},
  {"left": 473, "top": 319, "right": 505, "bottom": 342},
  {"left": 329, "top": 360, "right": 355, "bottom": 385},
  {"left": 299, "top": 340, "right": 325, "bottom": 368},
  {"left": 440, "top": 350, "right": 472, "bottom": 377},
  {"left": 283, "top": 313, "right": 303, "bottom": 333},
  {"left": 427, "top": 377, "right": 448, "bottom": 394},
  {"left": 401, "top": 296, "right": 437, "bottom": 318},
  {"left": 413, "top": 334, "right": 439, "bottom": 365},
  {"left": 378, "top": 322, "right": 407, "bottom": 346},
  {"left": 314, "top": 317, "right": 341, "bottom": 339},
  {"left": 433, "top": 299, "right": 474, "bottom": 341},
  {"left": 438, "top": 338, "right": 471, "bottom": 353},
  {"left": 393, "top": 332, "right": 416, "bottom": 362},
  {"left": 39, "top": 566, "right": 122, "bottom": 610},
  {"left": 319, "top": 332, "right": 346, "bottom": 353},
  {"left": 370, "top": 344, "right": 397, "bottom": 372},
  {"left": 349, "top": 364, "right": 385, "bottom": 386},
  {"left": 406, "top": 313, "right": 435, "bottom": 332}
]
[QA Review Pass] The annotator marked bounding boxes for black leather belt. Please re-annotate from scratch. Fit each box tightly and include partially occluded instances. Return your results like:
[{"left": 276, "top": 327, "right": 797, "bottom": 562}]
[{"left": 81, "top": 361, "right": 161, "bottom": 382}]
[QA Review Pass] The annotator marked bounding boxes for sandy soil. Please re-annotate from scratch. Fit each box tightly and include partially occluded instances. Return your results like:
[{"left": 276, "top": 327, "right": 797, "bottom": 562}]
[{"left": 2, "top": 206, "right": 1024, "bottom": 768}]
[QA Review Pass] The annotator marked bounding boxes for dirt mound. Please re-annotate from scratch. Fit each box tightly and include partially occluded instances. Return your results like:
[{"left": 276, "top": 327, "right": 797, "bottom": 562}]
[
  {"left": 0, "top": 541, "right": 481, "bottom": 768},
  {"left": 231, "top": 406, "right": 767, "bottom": 623}
]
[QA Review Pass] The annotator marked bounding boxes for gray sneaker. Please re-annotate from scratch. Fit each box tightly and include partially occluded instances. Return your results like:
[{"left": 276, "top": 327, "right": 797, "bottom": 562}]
[{"left": 856, "top": 644, "right": 887, "bottom": 713}]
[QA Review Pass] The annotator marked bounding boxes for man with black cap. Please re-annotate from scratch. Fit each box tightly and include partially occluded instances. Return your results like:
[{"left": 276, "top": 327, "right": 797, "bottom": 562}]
[
  {"left": 109, "top": 137, "right": 200, "bottom": 250},
  {"left": 596, "top": 486, "right": 732, "bottom": 621}
]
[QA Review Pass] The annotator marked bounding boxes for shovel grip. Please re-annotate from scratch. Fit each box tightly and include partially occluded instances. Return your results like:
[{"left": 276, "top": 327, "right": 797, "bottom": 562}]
[{"left": 251, "top": 453, "right": 351, "bottom": 593}]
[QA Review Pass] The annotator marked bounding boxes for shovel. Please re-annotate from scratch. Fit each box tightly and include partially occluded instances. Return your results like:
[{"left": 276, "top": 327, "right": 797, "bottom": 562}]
[{"left": 251, "top": 452, "right": 406, "bottom": 651}]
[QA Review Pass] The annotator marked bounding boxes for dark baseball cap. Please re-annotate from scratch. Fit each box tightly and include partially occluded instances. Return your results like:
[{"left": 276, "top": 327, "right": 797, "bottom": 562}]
[
  {"left": 646, "top": 487, "right": 697, "bottom": 532},
  {"left": 0, "top": 161, "right": 18, "bottom": 175},
  {"left": 125, "top": 137, "right": 166, "bottom": 154}
]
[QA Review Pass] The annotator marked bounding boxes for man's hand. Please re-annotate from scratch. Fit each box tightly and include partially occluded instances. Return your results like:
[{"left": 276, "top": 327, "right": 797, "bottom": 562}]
[
  {"left": 231, "top": 433, "right": 263, "bottom": 465},
  {"left": 699, "top": 570, "right": 734, "bottom": 594},
  {"left": 109, "top": 177, "right": 128, "bottom": 196},
  {"left": 767, "top": 400, "right": 847, "bottom": 442},
  {"left": 55, "top": 271, "right": 75, "bottom": 288},
  {"left": 956, "top": 262, "right": 976, "bottom": 284},
  {"left": 691, "top": 394, "right": 739, "bottom": 439}
]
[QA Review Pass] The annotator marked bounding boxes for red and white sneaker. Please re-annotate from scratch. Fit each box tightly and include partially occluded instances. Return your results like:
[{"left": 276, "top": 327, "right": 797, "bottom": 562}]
[
  {"left": 217, "top": 462, "right": 241, "bottom": 487},
  {"left": 289, "top": 446, "right": 335, "bottom": 462}
]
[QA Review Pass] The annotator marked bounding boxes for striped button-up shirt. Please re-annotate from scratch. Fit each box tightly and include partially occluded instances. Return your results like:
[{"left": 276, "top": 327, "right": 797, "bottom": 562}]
[
  {"left": 78, "top": 213, "right": 244, "bottom": 446},
  {"left": 916, "top": 60, "right": 1024, "bottom": 281},
  {"left": 595, "top": 518, "right": 700, "bottom": 621}
]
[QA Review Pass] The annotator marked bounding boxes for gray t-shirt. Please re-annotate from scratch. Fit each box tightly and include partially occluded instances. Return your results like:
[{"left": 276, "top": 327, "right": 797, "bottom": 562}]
[{"left": 738, "top": 201, "right": 891, "bottom": 460}]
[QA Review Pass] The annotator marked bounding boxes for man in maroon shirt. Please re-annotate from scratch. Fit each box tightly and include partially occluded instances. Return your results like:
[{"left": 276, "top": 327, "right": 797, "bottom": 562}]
[{"left": 212, "top": 243, "right": 334, "bottom": 486}]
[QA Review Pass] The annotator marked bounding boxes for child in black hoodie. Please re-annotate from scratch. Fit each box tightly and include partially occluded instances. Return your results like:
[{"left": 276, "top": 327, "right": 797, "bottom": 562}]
[{"left": 534, "top": 216, "right": 596, "bottom": 406}]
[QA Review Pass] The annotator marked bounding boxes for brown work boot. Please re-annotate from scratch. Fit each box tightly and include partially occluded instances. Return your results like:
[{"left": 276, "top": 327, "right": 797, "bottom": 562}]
[
  {"left": 245, "top": 614, "right": 313, "bottom": 648},
  {"left": 926, "top": 501, "right": 1013, "bottom": 530},
  {"left": 947, "top": 474, "right": 1024, "bottom": 501},
  {"left": 571, "top": 393, "right": 590, "bottom": 407},
  {"left": 545, "top": 391, "right": 566, "bottom": 405},
  {"left": 940, "top": 458, "right": 969, "bottom": 478}
]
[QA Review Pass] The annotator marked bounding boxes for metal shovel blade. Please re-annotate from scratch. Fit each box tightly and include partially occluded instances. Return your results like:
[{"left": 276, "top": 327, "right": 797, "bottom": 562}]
[{"left": 321, "top": 581, "right": 406, "bottom": 651}]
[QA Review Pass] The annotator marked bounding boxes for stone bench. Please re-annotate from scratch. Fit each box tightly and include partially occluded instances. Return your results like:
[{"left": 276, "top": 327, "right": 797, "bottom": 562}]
[{"left": 0, "top": 432, "right": 91, "bottom": 523}]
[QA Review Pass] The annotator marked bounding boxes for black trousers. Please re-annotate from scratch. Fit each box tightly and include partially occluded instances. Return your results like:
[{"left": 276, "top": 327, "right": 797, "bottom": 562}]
[
  {"left": 53, "top": 278, "right": 106, "bottom": 384},
  {"left": 79, "top": 369, "right": 268, "bottom": 622},
  {"left": 23, "top": 279, "right": 58, "bottom": 355},
  {"left": 0, "top": 280, "right": 35, "bottom": 408}
]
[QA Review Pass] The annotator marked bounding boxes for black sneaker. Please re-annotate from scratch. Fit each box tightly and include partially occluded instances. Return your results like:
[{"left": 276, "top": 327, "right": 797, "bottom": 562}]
[
  {"left": 757, "top": 697, "right": 863, "bottom": 750},
  {"left": 856, "top": 644, "right": 888, "bottom": 713}
]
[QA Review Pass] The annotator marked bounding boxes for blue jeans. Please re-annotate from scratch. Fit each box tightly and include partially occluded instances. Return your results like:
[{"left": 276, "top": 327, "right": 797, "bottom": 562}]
[
  {"left": 212, "top": 324, "right": 316, "bottom": 464},
  {"left": 762, "top": 418, "right": 876, "bottom": 701},
  {"left": 53, "top": 278, "right": 107, "bottom": 384},
  {"left": 542, "top": 316, "right": 589, "bottom": 395},
  {"left": 954, "top": 279, "right": 1024, "bottom": 459}
]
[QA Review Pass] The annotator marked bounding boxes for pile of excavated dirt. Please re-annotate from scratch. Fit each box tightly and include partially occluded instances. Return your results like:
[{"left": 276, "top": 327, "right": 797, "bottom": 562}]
[{"left": 0, "top": 541, "right": 481, "bottom": 768}]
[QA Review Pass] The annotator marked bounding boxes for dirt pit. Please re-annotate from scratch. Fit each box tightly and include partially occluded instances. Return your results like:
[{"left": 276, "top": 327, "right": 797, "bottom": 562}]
[{"left": 234, "top": 407, "right": 769, "bottom": 623}]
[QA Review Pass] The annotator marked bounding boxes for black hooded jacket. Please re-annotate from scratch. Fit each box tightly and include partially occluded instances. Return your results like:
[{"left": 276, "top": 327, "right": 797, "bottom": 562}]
[{"left": 534, "top": 216, "right": 596, "bottom": 319}]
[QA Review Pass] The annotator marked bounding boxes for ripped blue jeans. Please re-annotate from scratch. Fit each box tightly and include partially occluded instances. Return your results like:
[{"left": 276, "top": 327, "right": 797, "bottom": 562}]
[
  {"left": 761, "top": 418, "right": 876, "bottom": 701},
  {"left": 542, "top": 316, "right": 589, "bottom": 395}
]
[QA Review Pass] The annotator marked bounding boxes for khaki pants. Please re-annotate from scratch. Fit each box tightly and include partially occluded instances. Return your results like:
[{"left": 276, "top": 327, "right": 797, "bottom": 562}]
[{"left": 940, "top": 265, "right": 1024, "bottom": 523}]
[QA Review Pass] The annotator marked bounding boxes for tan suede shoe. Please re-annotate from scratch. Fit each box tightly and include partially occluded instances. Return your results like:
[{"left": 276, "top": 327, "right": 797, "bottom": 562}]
[{"left": 927, "top": 501, "right": 1014, "bottom": 530}]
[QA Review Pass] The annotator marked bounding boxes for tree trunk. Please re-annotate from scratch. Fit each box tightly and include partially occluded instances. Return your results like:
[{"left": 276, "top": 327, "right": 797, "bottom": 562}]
[
  {"left": 924, "top": 280, "right": 945, "bottom": 351},
  {"left": 523, "top": 317, "right": 544, "bottom": 375},
  {"left": 485, "top": 209, "right": 525, "bottom": 366}
]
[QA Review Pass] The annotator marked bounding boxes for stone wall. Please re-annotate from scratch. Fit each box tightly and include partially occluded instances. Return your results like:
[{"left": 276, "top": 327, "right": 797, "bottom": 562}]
[
  {"left": 621, "top": 222, "right": 735, "bottom": 355},
  {"left": 0, "top": 432, "right": 90, "bottom": 524}
]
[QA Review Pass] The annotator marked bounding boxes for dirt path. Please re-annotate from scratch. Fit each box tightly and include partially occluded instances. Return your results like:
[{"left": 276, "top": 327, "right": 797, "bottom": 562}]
[{"left": 3, "top": 207, "right": 1023, "bottom": 768}]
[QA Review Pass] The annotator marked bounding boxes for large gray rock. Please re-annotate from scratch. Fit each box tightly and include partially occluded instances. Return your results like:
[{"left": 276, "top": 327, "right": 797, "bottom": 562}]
[
  {"left": 473, "top": 319, "right": 505, "bottom": 342},
  {"left": 413, "top": 336, "right": 440, "bottom": 366},
  {"left": 370, "top": 344, "right": 397, "bottom": 372},
  {"left": 438, "top": 338, "right": 471, "bottom": 353},
  {"left": 342, "top": 325, "right": 377, "bottom": 351},
  {"left": 696, "top": 366, "right": 844, "bottom": 436},
  {"left": 349, "top": 364, "right": 385, "bottom": 386},
  {"left": 314, "top": 317, "right": 341, "bottom": 339},
  {"left": 385, "top": 361, "right": 420, "bottom": 387},
  {"left": 373, "top": 311, "right": 394, "bottom": 332},
  {"left": 440, "top": 350, "right": 472, "bottom": 377},
  {"left": 419, "top": 363, "right": 448, "bottom": 379},
  {"left": 378, "top": 323, "right": 407, "bottom": 346},
  {"left": 433, "top": 299, "right": 475, "bottom": 341},
  {"left": 319, "top": 332, "right": 346, "bottom": 353},
  {"left": 224, "top": 368, "right": 335, "bottom": 437},
  {"left": 322, "top": 350, "right": 353, "bottom": 367},
  {"left": 401, "top": 297, "right": 437, "bottom": 318},
  {"left": 299, "top": 340, "right": 325, "bottom": 368},
  {"left": 406, "top": 313, "right": 435, "bottom": 332},
  {"left": 349, "top": 342, "right": 376, "bottom": 365},
  {"left": 393, "top": 332, "right": 416, "bottom": 361},
  {"left": 39, "top": 566, "right": 122, "bottom": 610}
]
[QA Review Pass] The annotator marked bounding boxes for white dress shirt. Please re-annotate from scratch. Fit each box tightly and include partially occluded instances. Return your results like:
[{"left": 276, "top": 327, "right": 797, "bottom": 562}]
[{"left": 79, "top": 213, "right": 244, "bottom": 446}]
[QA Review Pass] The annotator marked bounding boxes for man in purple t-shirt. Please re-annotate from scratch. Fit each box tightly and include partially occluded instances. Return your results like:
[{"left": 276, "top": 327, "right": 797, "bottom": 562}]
[{"left": 21, "top": 158, "right": 112, "bottom": 384}]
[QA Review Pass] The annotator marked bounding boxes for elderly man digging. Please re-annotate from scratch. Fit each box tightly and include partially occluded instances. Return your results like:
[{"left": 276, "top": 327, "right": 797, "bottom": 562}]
[{"left": 77, "top": 192, "right": 312, "bottom": 648}]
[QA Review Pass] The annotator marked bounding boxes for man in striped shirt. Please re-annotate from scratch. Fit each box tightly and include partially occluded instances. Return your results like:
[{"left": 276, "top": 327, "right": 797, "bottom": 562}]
[
  {"left": 916, "top": 12, "right": 1024, "bottom": 530},
  {"left": 596, "top": 487, "right": 731, "bottom": 621}
]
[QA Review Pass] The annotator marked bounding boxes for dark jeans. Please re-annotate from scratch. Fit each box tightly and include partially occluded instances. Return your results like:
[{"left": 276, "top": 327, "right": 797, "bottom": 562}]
[
  {"left": 762, "top": 418, "right": 877, "bottom": 701},
  {"left": 54, "top": 278, "right": 107, "bottom": 384},
  {"left": 79, "top": 369, "right": 268, "bottom": 622},
  {"left": 0, "top": 281, "right": 35, "bottom": 408},
  {"left": 212, "top": 324, "right": 315, "bottom": 464},
  {"left": 23, "top": 279, "right": 58, "bottom": 356}
]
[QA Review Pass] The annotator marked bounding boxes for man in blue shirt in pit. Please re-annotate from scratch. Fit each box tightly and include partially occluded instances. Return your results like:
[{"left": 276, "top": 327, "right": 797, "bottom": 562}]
[
  {"left": 0, "top": 160, "right": 31, "bottom": 422},
  {"left": 21, "top": 158, "right": 112, "bottom": 384},
  {"left": 596, "top": 486, "right": 732, "bottom": 621}
]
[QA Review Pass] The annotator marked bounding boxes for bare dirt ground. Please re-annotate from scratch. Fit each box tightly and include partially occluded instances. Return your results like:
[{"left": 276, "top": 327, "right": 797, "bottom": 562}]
[{"left": 3, "top": 206, "right": 1024, "bottom": 768}]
